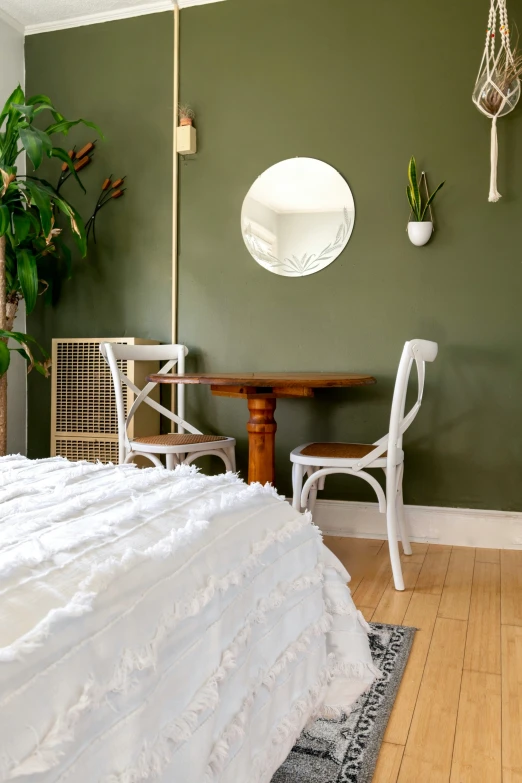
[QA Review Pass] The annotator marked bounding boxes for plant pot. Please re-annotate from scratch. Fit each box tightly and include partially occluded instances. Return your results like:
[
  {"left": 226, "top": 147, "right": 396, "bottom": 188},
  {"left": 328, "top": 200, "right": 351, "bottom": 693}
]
[
  {"left": 180, "top": 118, "right": 193, "bottom": 127},
  {"left": 407, "top": 221, "right": 433, "bottom": 247}
]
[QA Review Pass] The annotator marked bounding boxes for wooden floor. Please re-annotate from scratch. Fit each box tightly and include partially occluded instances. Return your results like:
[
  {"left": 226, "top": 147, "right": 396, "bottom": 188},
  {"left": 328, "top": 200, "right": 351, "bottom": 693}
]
[{"left": 324, "top": 536, "right": 522, "bottom": 783}]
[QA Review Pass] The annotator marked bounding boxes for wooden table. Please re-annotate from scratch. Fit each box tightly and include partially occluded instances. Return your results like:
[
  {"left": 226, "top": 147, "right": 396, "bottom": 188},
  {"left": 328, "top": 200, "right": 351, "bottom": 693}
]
[{"left": 147, "top": 372, "right": 376, "bottom": 485}]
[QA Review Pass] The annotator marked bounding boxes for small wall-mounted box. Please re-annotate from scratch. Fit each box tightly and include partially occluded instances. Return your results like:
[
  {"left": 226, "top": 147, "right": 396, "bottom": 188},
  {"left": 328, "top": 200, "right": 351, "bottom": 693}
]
[{"left": 177, "top": 124, "right": 197, "bottom": 155}]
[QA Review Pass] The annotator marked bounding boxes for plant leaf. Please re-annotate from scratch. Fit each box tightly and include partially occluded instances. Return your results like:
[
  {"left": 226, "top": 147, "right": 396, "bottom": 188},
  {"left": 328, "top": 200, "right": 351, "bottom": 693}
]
[
  {"left": 406, "top": 185, "right": 416, "bottom": 218},
  {"left": 26, "top": 94, "right": 52, "bottom": 107},
  {"left": 44, "top": 118, "right": 103, "bottom": 139},
  {"left": 16, "top": 248, "right": 39, "bottom": 313},
  {"left": 24, "top": 179, "right": 53, "bottom": 236},
  {"left": 53, "top": 197, "right": 87, "bottom": 256},
  {"left": 50, "top": 147, "right": 86, "bottom": 193},
  {"left": 20, "top": 127, "right": 43, "bottom": 169},
  {"left": 0, "top": 204, "right": 9, "bottom": 236},
  {"left": 0, "top": 341, "right": 10, "bottom": 375},
  {"left": 4, "top": 329, "right": 47, "bottom": 353},
  {"left": 13, "top": 209, "right": 37, "bottom": 242},
  {"left": 0, "top": 85, "right": 24, "bottom": 129},
  {"left": 408, "top": 157, "right": 421, "bottom": 221},
  {"left": 420, "top": 181, "right": 445, "bottom": 221},
  {"left": 11, "top": 103, "right": 35, "bottom": 122}
]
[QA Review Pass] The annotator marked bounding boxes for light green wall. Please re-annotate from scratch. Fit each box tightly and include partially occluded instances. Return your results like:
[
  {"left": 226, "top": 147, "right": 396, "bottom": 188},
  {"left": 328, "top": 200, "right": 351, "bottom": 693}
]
[{"left": 26, "top": 0, "right": 522, "bottom": 510}]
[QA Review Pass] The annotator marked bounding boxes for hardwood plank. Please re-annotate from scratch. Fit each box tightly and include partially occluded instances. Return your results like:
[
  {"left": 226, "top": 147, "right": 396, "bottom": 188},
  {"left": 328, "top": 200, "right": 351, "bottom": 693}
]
[
  {"left": 475, "top": 548, "right": 500, "bottom": 564},
  {"left": 409, "top": 542, "right": 429, "bottom": 553},
  {"left": 450, "top": 671, "right": 501, "bottom": 783},
  {"left": 502, "top": 625, "right": 522, "bottom": 781},
  {"left": 414, "top": 550, "right": 451, "bottom": 596},
  {"left": 372, "top": 742, "right": 404, "bottom": 783},
  {"left": 464, "top": 561, "right": 501, "bottom": 674},
  {"left": 400, "top": 542, "right": 428, "bottom": 565},
  {"left": 358, "top": 605, "right": 375, "bottom": 623},
  {"left": 324, "top": 537, "right": 383, "bottom": 593},
  {"left": 352, "top": 544, "right": 393, "bottom": 609},
  {"left": 384, "top": 592, "right": 440, "bottom": 746},
  {"left": 372, "top": 560, "right": 423, "bottom": 626},
  {"left": 324, "top": 536, "right": 384, "bottom": 555},
  {"left": 501, "top": 550, "right": 522, "bottom": 626},
  {"left": 398, "top": 618, "right": 467, "bottom": 783},
  {"left": 502, "top": 770, "right": 522, "bottom": 783},
  {"left": 401, "top": 552, "right": 426, "bottom": 565},
  {"left": 427, "top": 543, "right": 453, "bottom": 553},
  {"left": 438, "top": 547, "right": 475, "bottom": 621}
]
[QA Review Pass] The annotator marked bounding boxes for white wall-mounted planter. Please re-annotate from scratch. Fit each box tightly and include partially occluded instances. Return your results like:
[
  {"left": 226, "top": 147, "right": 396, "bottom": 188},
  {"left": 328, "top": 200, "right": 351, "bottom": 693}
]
[
  {"left": 407, "top": 221, "right": 433, "bottom": 247},
  {"left": 177, "top": 124, "right": 197, "bottom": 155}
]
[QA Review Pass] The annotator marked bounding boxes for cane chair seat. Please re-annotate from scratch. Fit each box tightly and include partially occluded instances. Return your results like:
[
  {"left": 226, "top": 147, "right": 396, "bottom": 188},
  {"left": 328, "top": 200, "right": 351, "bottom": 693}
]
[
  {"left": 299, "top": 442, "right": 386, "bottom": 460},
  {"left": 133, "top": 433, "right": 229, "bottom": 447}
]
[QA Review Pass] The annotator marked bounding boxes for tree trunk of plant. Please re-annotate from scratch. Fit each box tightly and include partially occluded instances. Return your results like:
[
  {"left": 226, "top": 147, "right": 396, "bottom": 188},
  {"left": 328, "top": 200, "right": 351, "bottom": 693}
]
[{"left": 0, "top": 234, "right": 7, "bottom": 457}]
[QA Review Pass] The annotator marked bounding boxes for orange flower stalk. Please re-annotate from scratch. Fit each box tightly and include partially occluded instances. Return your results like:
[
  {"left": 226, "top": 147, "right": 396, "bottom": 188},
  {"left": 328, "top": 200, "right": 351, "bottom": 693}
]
[
  {"left": 86, "top": 173, "right": 127, "bottom": 243},
  {"left": 74, "top": 156, "right": 91, "bottom": 172},
  {"left": 61, "top": 149, "right": 76, "bottom": 172},
  {"left": 76, "top": 142, "right": 95, "bottom": 159}
]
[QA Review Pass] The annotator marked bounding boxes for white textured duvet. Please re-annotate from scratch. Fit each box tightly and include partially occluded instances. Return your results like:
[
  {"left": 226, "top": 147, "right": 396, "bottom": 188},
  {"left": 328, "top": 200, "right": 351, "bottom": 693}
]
[{"left": 0, "top": 456, "right": 378, "bottom": 783}]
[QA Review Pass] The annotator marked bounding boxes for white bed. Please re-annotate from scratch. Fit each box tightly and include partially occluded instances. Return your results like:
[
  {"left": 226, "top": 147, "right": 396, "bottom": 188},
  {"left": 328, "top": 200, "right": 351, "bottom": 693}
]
[{"left": 0, "top": 456, "right": 379, "bottom": 783}]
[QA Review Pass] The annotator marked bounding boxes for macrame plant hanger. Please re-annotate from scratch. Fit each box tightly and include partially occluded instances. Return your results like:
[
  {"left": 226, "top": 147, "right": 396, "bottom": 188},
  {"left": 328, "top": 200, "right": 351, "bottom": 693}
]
[{"left": 473, "top": 0, "right": 521, "bottom": 202}]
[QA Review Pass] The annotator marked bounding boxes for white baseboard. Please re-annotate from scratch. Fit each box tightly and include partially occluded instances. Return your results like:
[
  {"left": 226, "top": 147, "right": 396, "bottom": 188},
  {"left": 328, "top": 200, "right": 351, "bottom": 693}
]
[{"left": 313, "top": 499, "right": 522, "bottom": 550}]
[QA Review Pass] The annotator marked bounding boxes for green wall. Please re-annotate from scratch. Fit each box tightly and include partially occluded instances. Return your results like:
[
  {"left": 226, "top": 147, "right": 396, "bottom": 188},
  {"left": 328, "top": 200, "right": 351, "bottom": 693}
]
[
  {"left": 26, "top": 0, "right": 522, "bottom": 510},
  {"left": 25, "top": 14, "right": 174, "bottom": 454}
]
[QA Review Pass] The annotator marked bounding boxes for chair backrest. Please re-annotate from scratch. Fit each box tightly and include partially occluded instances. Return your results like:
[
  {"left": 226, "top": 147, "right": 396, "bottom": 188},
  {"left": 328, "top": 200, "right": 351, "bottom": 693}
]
[
  {"left": 99, "top": 342, "right": 201, "bottom": 462},
  {"left": 353, "top": 339, "right": 438, "bottom": 472}
]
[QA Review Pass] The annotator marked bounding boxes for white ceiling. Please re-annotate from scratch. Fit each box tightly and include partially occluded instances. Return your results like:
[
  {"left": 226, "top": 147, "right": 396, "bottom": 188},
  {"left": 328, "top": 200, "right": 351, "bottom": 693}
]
[{"left": 0, "top": 0, "right": 226, "bottom": 34}]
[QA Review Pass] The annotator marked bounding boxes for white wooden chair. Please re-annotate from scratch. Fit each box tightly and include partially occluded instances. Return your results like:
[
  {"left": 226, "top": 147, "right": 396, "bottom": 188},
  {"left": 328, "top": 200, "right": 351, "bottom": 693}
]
[
  {"left": 290, "top": 339, "right": 438, "bottom": 591},
  {"left": 100, "top": 343, "right": 236, "bottom": 472}
]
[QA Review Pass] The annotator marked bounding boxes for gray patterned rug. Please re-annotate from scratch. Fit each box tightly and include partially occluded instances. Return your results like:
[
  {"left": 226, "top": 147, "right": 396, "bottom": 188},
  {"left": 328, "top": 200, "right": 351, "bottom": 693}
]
[{"left": 272, "top": 622, "right": 415, "bottom": 783}]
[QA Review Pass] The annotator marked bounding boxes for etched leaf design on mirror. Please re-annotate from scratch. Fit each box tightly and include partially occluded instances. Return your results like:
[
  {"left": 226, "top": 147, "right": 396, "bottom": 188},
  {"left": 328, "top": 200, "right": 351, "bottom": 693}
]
[{"left": 244, "top": 208, "right": 352, "bottom": 277}]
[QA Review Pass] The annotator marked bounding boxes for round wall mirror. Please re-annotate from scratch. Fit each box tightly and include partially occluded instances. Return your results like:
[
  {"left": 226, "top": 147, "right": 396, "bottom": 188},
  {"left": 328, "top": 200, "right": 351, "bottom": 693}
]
[{"left": 241, "top": 157, "right": 355, "bottom": 277}]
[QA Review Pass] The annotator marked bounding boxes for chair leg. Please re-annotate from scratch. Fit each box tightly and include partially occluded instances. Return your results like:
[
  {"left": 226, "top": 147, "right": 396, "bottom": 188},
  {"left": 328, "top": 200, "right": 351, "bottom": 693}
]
[
  {"left": 385, "top": 467, "right": 405, "bottom": 591},
  {"left": 306, "top": 466, "right": 320, "bottom": 514},
  {"left": 396, "top": 466, "right": 412, "bottom": 555},
  {"left": 166, "top": 453, "right": 176, "bottom": 471},
  {"left": 226, "top": 446, "right": 236, "bottom": 473},
  {"left": 292, "top": 463, "right": 304, "bottom": 511}
]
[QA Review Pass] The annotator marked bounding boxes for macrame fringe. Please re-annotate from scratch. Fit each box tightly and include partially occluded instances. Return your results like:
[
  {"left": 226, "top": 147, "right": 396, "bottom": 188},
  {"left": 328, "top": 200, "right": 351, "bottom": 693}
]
[{"left": 489, "top": 116, "right": 501, "bottom": 201}]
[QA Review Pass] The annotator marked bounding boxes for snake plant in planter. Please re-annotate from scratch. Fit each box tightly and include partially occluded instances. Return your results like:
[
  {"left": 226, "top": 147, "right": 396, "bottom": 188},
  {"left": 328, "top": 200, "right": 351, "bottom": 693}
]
[{"left": 406, "top": 156, "right": 445, "bottom": 246}]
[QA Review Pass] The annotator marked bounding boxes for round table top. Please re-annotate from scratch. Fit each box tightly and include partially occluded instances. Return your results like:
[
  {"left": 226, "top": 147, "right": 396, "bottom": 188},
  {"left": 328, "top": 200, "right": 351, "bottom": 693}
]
[{"left": 147, "top": 372, "right": 376, "bottom": 388}]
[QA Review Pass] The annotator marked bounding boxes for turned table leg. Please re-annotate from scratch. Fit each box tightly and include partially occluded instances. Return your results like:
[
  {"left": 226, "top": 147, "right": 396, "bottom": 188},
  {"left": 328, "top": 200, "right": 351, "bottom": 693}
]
[{"left": 247, "top": 397, "right": 277, "bottom": 485}]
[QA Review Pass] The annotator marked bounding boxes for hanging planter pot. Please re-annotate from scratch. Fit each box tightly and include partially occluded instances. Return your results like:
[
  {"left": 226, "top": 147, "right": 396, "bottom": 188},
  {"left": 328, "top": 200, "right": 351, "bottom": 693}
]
[
  {"left": 405, "top": 157, "right": 445, "bottom": 248},
  {"left": 407, "top": 221, "right": 433, "bottom": 247},
  {"left": 472, "top": 0, "right": 521, "bottom": 202}
]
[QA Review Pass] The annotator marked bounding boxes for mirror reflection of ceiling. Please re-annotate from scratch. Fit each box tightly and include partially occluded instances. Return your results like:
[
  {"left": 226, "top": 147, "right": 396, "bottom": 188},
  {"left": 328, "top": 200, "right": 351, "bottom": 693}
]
[
  {"left": 250, "top": 158, "right": 352, "bottom": 214},
  {"left": 241, "top": 158, "right": 355, "bottom": 278}
]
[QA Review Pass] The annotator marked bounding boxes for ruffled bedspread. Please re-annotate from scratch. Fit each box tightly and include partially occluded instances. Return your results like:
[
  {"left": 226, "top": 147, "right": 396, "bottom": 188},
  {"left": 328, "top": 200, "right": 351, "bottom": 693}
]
[{"left": 0, "top": 456, "right": 379, "bottom": 783}]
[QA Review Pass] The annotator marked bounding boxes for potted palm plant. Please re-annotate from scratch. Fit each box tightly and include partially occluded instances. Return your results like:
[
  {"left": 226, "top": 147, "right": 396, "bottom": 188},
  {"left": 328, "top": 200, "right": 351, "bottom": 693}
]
[
  {"left": 406, "top": 156, "right": 445, "bottom": 246},
  {"left": 0, "top": 86, "right": 126, "bottom": 456}
]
